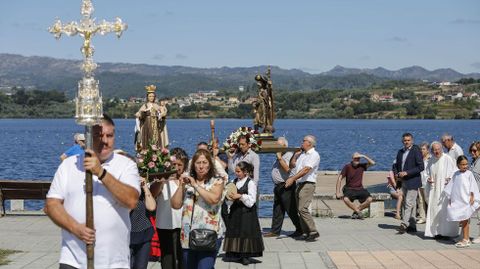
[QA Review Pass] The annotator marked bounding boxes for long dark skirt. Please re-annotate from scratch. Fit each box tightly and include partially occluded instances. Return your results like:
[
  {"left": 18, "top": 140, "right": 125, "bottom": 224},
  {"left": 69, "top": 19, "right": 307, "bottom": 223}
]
[{"left": 223, "top": 201, "right": 264, "bottom": 258}]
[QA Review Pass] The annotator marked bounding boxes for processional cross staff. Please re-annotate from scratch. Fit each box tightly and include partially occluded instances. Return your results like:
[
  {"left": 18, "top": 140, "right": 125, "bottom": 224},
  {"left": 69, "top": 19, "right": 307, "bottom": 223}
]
[{"left": 48, "top": 1, "right": 127, "bottom": 268}]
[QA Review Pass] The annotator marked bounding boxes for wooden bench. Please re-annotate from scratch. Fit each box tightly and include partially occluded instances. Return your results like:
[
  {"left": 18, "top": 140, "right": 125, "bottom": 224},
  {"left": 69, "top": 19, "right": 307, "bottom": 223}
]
[{"left": 0, "top": 180, "right": 51, "bottom": 216}]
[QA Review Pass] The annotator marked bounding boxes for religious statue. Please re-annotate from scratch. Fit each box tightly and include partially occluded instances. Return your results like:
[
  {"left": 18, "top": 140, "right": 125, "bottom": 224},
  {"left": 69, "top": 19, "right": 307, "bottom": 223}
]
[
  {"left": 135, "top": 85, "right": 163, "bottom": 151},
  {"left": 253, "top": 67, "right": 275, "bottom": 133}
]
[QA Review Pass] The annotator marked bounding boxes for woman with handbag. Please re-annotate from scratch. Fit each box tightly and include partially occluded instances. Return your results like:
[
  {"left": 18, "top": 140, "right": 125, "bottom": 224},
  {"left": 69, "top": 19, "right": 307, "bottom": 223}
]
[
  {"left": 171, "top": 149, "right": 225, "bottom": 269},
  {"left": 223, "top": 161, "right": 264, "bottom": 265}
]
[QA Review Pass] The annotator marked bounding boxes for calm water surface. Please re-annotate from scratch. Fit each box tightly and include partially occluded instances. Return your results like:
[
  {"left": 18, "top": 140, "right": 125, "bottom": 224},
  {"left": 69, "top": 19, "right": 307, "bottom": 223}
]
[{"left": 1, "top": 119, "right": 479, "bottom": 216}]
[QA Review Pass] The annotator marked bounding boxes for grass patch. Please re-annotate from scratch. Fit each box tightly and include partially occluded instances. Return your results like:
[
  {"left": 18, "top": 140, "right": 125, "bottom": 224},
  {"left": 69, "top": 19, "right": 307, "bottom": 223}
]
[{"left": 0, "top": 249, "right": 21, "bottom": 266}]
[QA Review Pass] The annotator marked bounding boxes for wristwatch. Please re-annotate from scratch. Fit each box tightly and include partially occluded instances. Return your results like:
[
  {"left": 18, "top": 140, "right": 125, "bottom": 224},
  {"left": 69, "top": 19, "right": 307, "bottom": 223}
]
[{"left": 98, "top": 168, "right": 107, "bottom": 181}]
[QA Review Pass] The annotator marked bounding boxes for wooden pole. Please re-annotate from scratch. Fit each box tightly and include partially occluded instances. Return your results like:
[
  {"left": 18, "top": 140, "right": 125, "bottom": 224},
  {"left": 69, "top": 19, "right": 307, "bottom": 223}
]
[
  {"left": 84, "top": 125, "right": 94, "bottom": 269},
  {"left": 210, "top": 120, "right": 216, "bottom": 148}
]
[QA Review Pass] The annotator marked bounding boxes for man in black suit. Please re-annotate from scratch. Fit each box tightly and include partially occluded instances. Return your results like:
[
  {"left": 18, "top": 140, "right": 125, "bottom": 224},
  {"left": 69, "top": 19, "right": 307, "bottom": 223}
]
[{"left": 393, "top": 133, "right": 424, "bottom": 234}]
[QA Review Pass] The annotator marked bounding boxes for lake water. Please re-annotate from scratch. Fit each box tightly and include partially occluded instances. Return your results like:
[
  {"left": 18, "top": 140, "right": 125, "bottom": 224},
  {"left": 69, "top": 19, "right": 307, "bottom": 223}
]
[{"left": 1, "top": 119, "right": 479, "bottom": 216}]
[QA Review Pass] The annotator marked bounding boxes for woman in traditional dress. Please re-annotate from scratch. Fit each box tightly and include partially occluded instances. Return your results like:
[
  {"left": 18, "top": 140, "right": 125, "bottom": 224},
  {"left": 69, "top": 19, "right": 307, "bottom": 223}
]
[
  {"left": 424, "top": 141, "right": 458, "bottom": 239},
  {"left": 135, "top": 85, "right": 162, "bottom": 151},
  {"left": 223, "top": 161, "right": 264, "bottom": 266},
  {"left": 171, "top": 149, "right": 225, "bottom": 269},
  {"left": 444, "top": 155, "right": 480, "bottom": 247}
]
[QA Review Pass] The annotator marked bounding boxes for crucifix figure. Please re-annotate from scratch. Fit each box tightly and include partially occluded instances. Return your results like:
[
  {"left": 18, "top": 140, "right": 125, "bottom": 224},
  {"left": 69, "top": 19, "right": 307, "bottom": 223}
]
[{"left": 48, "top": 1, "right": 127, "bottom": 268}]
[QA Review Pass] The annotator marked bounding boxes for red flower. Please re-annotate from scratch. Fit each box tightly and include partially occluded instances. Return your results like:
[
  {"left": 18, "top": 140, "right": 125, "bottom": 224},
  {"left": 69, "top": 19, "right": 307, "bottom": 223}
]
[{"left": 257, "top": 140, "right": 262, "bottom": 146}]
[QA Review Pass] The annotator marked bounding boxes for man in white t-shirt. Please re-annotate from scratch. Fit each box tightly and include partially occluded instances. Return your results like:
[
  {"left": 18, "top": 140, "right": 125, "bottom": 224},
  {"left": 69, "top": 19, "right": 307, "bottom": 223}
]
[
  {"left": 46, "top": 115, "right": 140, "bottom": 269},
  {"left": 285, "top": 135, "right": 320, "bottom": 242}
]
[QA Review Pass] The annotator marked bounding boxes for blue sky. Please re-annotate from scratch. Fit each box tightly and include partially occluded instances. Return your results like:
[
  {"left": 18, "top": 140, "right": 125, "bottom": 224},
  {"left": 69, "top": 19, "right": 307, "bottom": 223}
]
[{"left": 0, "top": 0, "right": 479, "bottom": 73}]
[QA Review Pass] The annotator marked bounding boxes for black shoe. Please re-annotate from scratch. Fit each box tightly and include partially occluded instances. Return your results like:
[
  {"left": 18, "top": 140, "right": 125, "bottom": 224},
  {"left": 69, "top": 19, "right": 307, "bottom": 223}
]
[
  {"left": 240, "top": 258, "right": 250, "bottom": 265},
  {"left": 406, "top": 226, "right": 417, "bottom": 233},
  {"left": 351, "top": 212, "right": 359, "bottom": 219},
  {"left": 294, "top": 234, "right": 308, "bottom": 240},
  {"left": 305, "top": 232, "right": 320, "bottom": 242},
  {"left": 288, "top": 231, "right": 303, "bottom": 238},
  {"left": 397, "top": 224, "right": 407, "bottom": 234}
]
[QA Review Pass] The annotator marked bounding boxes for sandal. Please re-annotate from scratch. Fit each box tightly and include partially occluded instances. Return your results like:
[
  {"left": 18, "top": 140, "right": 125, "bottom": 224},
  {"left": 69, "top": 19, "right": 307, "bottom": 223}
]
[
  {"left": 394, "top": 214, "right": 401, "bottom": 220},
  {"left": 472, "top": 237, "right": 480, "bottom": 244},
  {"left": 455, "top": 239, "right": 471, "bottom": 248}
]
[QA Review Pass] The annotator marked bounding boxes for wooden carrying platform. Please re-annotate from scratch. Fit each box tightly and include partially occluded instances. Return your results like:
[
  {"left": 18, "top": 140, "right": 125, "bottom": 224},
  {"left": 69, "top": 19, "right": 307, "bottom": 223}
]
[
  {"left": 0, "top": 180, "right": 51, "bottom": 216},
  {"left": 255, "top": 134, "right": 300, "bottom": 154}
]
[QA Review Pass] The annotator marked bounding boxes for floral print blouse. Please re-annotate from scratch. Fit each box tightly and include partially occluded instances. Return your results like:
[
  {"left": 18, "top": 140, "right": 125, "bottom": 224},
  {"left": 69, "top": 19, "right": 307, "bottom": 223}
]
[{"left": 180, "top": 177, "right": 225, "bottom": 249}]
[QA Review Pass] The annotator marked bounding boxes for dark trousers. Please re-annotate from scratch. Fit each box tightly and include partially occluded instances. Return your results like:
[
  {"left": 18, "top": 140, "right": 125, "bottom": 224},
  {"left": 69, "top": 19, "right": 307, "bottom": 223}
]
[
  {"left": 130, "top": 240, "right": 151, "bottom": 269},
  {"left": 158, "top": 228, "right": 183, "bottom": 269},
  {"left": 59, "top": 264, "right": 77, "bottom": 269},
  {"left": 271, "top": 182, "right": 303, "bottom": 234}
]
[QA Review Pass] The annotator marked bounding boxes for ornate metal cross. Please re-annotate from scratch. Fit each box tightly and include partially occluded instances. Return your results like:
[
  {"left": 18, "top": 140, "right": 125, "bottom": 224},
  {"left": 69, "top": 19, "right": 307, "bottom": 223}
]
[{"left": 49, "top": 0, "right": 127, "bottom": 125}]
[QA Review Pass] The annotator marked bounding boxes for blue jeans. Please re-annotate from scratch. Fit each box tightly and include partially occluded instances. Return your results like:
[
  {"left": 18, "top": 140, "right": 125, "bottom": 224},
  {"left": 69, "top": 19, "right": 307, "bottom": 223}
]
[{"left": 183, "top": 238, "right": 222, "bottom": 269}]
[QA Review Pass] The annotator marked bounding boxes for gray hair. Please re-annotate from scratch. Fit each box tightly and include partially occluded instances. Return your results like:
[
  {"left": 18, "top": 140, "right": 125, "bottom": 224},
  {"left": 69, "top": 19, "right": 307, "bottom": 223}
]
[
  {"left": 277, "top": 137, "right": 288, "bottom": 147},
  {"left": 430, "top": 141, "right": 443, "bottom": 151},
  {"left": 304, "top": 135, "right": 317, "bottom": 147}
]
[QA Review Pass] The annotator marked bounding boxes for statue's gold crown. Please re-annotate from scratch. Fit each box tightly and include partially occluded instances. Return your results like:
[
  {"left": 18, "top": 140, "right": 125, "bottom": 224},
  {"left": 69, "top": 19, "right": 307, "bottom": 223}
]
[
  {"left": 145, "top": 85, "right": 157, "bottom": 93},
  {"left": 255, "top": 74, "right": 262, "bottom": 81}
]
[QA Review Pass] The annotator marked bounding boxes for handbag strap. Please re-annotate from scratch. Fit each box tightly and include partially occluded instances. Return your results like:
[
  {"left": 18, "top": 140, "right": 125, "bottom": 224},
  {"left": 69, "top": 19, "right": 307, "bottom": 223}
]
[{"left": 190, "top": 188, "right": 196, "bottom": 227}]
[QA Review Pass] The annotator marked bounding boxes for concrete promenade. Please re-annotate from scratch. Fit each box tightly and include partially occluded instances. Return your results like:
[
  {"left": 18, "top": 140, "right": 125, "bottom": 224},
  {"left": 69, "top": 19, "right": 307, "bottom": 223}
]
[
  {"left": 2, "top": 171, "right": 480, "bottom": 268},
  {"left": 1, "top": 215, "right": 480, "bottom": 269}
]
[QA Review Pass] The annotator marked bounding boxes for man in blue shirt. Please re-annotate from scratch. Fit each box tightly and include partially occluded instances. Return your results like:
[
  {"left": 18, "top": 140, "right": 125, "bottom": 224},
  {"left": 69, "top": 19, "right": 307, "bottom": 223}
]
[{"left": 60, "top": 133, "right": 86, "bottom": 161}]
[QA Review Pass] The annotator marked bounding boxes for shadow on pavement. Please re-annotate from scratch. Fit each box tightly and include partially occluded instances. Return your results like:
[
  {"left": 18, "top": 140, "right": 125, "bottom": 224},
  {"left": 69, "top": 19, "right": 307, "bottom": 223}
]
[{"left": 378, "top": 223, "right": 398, "bottom": 230}]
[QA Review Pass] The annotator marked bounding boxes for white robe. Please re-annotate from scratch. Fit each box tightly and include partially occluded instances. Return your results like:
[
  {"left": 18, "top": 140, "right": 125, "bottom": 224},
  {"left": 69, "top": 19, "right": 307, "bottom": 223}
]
[
  {"left": 424, "top": 154, "right": 458, "bottom": 237},
  {"left": 444, "top": 170, "right": 480, "bottom": 221}
]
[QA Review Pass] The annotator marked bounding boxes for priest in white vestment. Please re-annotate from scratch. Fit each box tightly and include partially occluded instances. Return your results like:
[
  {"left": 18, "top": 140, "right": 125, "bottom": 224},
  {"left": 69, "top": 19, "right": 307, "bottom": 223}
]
[{"left": 424, "top": 141, "right": 458, "bottom": 238}]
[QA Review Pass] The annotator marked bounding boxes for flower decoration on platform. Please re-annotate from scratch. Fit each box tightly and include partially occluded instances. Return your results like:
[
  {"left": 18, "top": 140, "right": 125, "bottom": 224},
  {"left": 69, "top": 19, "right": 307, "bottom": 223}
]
[
  {"left": 222, "top": 126, "right": 262, "bottom": 152},
  {"left": 137, "top": 144, "right": 176, "bottom": 178}
]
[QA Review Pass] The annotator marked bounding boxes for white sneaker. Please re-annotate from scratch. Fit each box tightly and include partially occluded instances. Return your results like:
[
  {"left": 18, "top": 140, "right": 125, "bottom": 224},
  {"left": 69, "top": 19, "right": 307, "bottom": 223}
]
[{"left": 472, "top": 237, "right": 480, "bottom": 244}]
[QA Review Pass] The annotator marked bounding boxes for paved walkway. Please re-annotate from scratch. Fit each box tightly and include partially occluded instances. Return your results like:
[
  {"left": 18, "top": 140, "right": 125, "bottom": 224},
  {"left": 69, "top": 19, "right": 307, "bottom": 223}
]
[{"left": 1, "top": 214, "right": 480, "bottom": 268}]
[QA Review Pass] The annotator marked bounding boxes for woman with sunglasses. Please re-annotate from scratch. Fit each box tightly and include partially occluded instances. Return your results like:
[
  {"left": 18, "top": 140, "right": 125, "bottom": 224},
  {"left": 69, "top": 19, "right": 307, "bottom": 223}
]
[{"left": 468, "top": 141, "right": 480, "bottom": 244}]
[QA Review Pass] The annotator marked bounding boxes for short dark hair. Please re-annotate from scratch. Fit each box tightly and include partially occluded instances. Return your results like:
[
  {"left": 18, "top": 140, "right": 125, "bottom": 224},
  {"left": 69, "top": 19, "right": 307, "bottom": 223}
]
[
  {"left": 197, "top": 141, "right": 209, "bottom": 148},
  {"left": 238, "top": 135, "right": 250, "bottom": 144},
  {"left": 102, "top": 114, "right": 115, "bottom": 127},
  {"left": 457, "top": 155, "right": 469, "bottom": 165},
  {"left": 402, "top": 133, "right": 413, "bottom": 139}
]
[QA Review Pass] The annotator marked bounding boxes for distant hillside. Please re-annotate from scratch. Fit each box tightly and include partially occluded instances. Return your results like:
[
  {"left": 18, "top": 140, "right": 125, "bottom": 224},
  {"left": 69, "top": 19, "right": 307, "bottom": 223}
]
[
  {"left": 1, "top": 54, "right": 478, "bottom": 98},
  {"left": 322, "top": 65, "right": 480, "bottom": 81}
]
